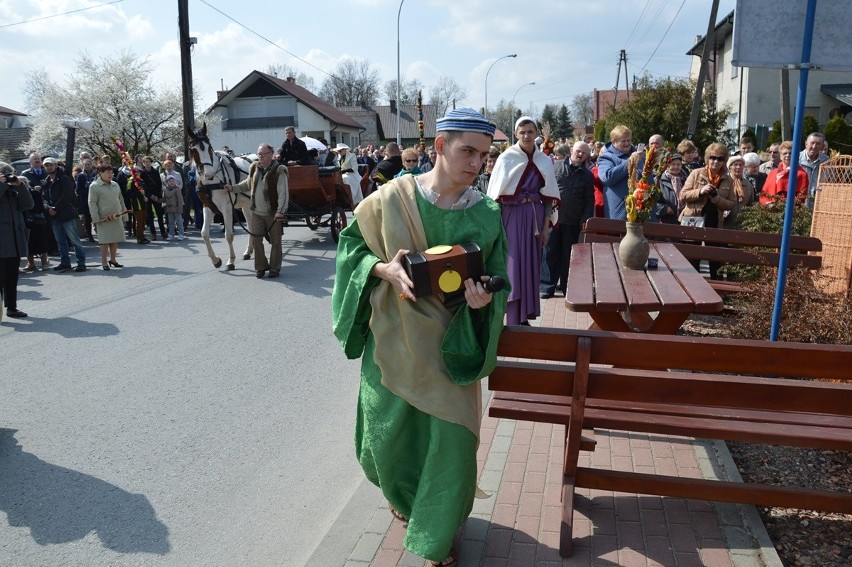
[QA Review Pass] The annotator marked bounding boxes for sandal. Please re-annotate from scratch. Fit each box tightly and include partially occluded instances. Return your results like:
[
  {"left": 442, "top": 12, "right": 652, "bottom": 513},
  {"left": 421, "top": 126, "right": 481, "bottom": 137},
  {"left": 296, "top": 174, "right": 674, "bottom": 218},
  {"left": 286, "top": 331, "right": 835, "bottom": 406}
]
[
  {"left": 431, "top": 555, "right": 456, "bottom": 566},
  {"left": 388, "top": 503, "right": 407, "bottom": 523}
]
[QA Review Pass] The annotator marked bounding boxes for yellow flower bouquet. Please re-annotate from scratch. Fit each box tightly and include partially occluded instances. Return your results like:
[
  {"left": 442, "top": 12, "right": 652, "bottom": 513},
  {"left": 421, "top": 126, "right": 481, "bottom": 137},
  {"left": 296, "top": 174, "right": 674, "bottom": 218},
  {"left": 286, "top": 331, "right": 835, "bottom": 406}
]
[{"left": 625, "top": 146, "right": 665, "bottom": 223}]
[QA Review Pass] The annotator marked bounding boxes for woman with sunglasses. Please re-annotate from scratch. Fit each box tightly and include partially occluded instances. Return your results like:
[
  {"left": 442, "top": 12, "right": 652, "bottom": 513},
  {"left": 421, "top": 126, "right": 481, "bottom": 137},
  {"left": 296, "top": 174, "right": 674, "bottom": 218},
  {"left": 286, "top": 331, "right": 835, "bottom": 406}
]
[
  {"left": 679, "top": 142, "right": 736, "bottom": 278},
  {"left": 394, "top": 148, "right": 423, "bottom": 178}
]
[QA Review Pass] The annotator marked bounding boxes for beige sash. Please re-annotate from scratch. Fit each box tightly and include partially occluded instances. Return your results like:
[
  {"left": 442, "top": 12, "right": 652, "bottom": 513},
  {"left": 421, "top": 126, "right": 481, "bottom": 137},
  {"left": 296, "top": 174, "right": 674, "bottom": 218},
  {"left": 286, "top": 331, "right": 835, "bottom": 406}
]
[{"left": 357, "top": 176, "right": 482, "bottom": 436}]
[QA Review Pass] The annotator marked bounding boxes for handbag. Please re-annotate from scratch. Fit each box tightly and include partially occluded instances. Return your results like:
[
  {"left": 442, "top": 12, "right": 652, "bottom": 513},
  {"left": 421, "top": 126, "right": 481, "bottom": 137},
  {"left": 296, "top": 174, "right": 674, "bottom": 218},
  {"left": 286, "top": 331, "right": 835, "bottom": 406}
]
[
  {"left": 680, "top": 215, "right": 705, "bottom": 228},
  {"left": 25, "top": 211, "right": 46, "bottom": 227}
]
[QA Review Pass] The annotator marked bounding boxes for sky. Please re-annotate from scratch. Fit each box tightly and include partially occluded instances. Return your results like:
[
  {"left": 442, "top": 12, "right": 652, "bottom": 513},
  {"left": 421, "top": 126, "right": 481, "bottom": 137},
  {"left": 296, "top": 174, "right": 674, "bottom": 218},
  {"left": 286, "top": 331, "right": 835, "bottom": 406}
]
[{"left": 1, "top": 0, "right": 737, "bottom": 119}]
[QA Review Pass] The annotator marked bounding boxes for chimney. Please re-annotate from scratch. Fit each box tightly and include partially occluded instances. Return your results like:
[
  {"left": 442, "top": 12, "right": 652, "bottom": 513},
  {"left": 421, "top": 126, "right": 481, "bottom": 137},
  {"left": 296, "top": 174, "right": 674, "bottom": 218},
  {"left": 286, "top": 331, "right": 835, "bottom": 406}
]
[
  {"left": 390, "top": 99, "right": 397, "bottom": 115},
  {"left": 217, "top": 90, "right": 228, "bottom": 101},
  {"left": 286, "top": 76, "right": 296, "bottom": 83}
]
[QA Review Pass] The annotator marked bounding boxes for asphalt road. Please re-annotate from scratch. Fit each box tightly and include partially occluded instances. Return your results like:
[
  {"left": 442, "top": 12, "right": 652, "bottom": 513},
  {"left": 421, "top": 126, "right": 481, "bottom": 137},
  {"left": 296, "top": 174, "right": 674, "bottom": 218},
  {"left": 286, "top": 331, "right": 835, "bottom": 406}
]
[{"left": 0, "top": 222, "right": 364, "bottom": 566}]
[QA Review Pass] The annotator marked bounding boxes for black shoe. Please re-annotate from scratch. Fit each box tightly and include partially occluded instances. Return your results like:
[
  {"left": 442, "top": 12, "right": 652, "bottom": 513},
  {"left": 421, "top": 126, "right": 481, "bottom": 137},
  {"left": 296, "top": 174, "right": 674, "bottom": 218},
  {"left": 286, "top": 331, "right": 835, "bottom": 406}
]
[
  {"left": 53, "top": 264, "right": 72, "bottom": 272},
  {"left": 268, "top": 271, "right": 279, "bottom": 278},
  {"left": 256, "top": 270, "right": 266, "bottom": 279},
  {"left": 137, "top": 238, "right": 151, "bottom": 244},
  {"left": 75, "top": 265, "right": 87, "bottom": 272},
  {"left": 108, "top": 261, "right": 124, "bottom": 268},
  {"left": 102, "top": 265, "right": 110, "bottom": 271},
  {"left": 88, "top": 235, "right": 96, "bottom": 242},
  {"left": 540, "top": 291, "right": 554, "bottom": 299},
  {"left": 6, "top": 308, "right": 27, "bottom": 318}
]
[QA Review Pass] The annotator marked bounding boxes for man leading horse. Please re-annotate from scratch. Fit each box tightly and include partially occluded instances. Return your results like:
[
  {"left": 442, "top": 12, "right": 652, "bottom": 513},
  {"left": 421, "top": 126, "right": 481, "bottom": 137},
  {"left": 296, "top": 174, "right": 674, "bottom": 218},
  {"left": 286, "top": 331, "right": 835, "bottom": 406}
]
[{"left": 224, "top": 144, "right": 288, "bottom": 279}]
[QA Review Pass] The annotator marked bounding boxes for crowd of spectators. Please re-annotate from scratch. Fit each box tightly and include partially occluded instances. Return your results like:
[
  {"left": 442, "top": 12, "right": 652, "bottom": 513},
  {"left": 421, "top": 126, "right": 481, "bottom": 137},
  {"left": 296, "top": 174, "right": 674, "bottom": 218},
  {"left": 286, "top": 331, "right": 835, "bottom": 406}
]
[{"left": 2, "top": 124, "right": 832, "bottom": 323}]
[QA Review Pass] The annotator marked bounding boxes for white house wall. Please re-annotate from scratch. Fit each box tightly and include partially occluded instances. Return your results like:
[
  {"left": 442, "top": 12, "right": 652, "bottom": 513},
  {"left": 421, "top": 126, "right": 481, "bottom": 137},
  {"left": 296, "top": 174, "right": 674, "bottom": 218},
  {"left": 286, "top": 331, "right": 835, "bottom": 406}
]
[
  {"left": 695, "top": 22, "right": 852, "bottom": 137},
  {"left": 204, "top": 104, "right": 361, "bottom": 156}
]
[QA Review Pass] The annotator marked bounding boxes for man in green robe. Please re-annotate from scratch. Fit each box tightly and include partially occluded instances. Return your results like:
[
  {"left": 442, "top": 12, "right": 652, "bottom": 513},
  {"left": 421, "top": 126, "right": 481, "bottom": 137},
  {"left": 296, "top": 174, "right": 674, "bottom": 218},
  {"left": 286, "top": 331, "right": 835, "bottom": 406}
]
[{"left": 332, "top": 108, "right": 508, "bottom": 566}]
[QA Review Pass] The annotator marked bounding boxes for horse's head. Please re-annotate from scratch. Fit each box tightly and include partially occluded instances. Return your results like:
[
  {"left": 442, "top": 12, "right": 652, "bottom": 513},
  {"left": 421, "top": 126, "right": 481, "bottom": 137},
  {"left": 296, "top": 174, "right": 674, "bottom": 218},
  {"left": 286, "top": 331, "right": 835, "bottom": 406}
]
[{"left": 187, "top": 122, "right": 222, "bottom": 184}]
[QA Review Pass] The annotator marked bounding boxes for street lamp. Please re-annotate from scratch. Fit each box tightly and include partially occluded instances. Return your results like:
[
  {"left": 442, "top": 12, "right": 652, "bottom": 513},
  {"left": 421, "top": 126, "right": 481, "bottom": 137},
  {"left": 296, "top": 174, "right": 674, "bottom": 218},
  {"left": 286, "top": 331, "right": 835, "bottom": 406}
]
[
  {"left": 396, "top": 0, "right": 406, "bottom": 146},
  {"left": 511, "top": 82, "right": 535, "bottom": 143},
  {"left": 484, "top": 53, "right": 516, "bottom": 120}
]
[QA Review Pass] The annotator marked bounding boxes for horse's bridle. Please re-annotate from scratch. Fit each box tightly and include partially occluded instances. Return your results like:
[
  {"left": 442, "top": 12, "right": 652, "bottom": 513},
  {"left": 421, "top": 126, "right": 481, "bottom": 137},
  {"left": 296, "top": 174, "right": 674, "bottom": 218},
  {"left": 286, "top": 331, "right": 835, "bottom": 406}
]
[
  {"left": 192, "top": 137, "right": 227, "bottom": 191},
  {"left": 189, "top": 134, "right": 276, "bottom": 239}
]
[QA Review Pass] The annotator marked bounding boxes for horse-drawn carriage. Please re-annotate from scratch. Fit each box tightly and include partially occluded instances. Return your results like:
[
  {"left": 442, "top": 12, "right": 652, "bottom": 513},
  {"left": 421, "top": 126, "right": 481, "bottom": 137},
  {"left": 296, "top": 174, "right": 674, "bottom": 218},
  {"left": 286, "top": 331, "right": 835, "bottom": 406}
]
[
  {"left": 188, "top": 124, "right": 357, "bottom": 271},
  {"left": 283, "top": 165, "right": 353, "bottom": 243}
]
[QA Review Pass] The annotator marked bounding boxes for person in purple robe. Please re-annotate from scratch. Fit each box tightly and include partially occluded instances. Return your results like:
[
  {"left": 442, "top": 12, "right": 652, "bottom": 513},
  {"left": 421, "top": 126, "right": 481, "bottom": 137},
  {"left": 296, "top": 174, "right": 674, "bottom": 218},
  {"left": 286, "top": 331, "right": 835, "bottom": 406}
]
[{"left": 487, "top": 117, "right": 560, "bottom": 325}]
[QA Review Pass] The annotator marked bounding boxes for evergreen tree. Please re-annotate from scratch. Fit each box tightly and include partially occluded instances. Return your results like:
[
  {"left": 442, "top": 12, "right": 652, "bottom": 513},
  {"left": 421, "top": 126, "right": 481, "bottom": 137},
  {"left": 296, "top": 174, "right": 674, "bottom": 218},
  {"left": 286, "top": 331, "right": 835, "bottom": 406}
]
[
  {"left": 540, "top": 105, "right": 557, "bottom": 135},
  {"left": 800, "top": 115, "right": 820, "bottom": 146},
  {"left": 824, "top": 115, "right": 852, "bottom": 154},
  {"left": 555, "top": 104, "right": 572, "bottom": 139},
  {"left": 767, "top": 120, "right": 783, "bottom": 145}
]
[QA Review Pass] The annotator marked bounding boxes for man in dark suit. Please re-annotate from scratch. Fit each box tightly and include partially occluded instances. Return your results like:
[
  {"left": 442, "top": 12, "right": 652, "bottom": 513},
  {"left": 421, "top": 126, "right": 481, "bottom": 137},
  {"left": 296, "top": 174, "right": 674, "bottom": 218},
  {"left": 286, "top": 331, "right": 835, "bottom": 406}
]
[
  {"left": 279, "top": 126, "right": 310, "bottom": 166},
  {"left": 371, "top": 142, "right": 403, "bottom": 186}
]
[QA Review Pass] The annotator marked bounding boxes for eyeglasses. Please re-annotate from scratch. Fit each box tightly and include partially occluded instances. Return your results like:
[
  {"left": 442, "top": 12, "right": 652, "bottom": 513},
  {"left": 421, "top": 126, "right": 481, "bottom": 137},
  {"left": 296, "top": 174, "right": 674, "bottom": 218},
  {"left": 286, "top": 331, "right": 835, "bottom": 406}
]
[{"left": 708, "top": 155, "right": 726, "bottom": 161}]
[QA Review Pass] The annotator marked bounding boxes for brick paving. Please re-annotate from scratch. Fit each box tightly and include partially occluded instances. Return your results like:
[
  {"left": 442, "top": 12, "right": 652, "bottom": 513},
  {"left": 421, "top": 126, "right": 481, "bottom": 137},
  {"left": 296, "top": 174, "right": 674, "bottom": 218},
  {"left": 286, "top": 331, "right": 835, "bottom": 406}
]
[{"left": 336, "top": 296, "right": 782, "bottom": 567}]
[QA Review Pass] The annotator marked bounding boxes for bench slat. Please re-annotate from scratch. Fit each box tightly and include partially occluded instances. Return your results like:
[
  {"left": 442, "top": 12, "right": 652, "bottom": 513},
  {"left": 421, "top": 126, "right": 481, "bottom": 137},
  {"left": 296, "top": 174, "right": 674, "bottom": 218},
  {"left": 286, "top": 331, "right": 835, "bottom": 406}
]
[
  {"left": 491, "top": 359, "right": 852, "bottom": 416},
  {"left": 489, "top": 391, "right": 852, "bottom": 430},
  {"left": 583, "top": 406, "right": 852, "bottom": 451},
  {"left": 576, "top": 468, "right": 852, "bottom": 514},
  {"left": 583, "top": 217, "right": 823, "bottom": 252},
  {"left": 584, "top": 234, "right": 822, "bottom": 268},
  {"left": 497, "top": 326, "right": 852, "bottom": 381}
]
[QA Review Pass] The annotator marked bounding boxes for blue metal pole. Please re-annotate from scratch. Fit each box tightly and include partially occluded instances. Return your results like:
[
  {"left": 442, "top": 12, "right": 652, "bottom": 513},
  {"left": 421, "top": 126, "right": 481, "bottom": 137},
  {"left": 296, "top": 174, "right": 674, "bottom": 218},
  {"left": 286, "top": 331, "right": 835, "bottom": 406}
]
[{"left": 769, "top": 0, "right": 818, "bottom": 341}]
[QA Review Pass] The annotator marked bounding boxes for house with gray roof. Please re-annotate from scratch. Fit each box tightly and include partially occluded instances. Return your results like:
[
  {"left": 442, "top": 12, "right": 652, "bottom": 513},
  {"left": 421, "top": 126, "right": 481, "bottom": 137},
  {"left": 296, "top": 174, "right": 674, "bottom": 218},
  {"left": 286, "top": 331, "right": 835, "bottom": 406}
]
[
  {"left": 202, "top": 71, "right": 365, "bottom": 155},
  {"left": 0, "top": 106, "right": 31, "bottom": 163}
]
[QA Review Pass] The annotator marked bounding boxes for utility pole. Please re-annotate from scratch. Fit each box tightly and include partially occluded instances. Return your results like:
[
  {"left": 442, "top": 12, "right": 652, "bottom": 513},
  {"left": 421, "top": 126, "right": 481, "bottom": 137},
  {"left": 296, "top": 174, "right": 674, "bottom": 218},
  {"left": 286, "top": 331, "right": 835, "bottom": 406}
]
[
  {"left": 687, "top": 0, "right": 720, "bottom": 140},
  {"left": 780, "top": 69, "right": 792, "bottom": 139},
  {"left": 178, "top": 0, "right": 195, "bottom": 160},
  {"left": 613, "top": 50, "right": 630, "bottom": 108}
]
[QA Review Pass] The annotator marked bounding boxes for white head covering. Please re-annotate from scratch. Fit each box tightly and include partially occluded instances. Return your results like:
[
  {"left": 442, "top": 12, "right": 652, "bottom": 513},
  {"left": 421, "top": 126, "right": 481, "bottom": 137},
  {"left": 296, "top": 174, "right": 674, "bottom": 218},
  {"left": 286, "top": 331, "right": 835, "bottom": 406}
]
[
  {"left": 334, "top": 143, "right": 350, "bottom": 152},
  {"left": 514, "top": 116, "right": 537, "bottom": 131}
]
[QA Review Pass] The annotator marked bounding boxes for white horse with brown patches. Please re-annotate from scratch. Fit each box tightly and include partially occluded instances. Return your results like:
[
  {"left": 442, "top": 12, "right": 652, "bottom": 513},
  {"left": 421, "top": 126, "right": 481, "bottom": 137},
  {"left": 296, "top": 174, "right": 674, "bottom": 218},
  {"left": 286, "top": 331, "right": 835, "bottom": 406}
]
[{"left": 187, "top": 124, "right": 255, "bottom": 270}]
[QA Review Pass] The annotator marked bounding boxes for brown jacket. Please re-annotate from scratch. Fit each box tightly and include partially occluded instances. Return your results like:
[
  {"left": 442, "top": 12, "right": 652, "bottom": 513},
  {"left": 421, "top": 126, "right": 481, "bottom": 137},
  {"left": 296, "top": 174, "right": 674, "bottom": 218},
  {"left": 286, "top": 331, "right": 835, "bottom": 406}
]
[
  {"left": 235, "top": 161, "right": 289, "bottom": 215},
  {"left": 678, "top": 168, "right": 736, "bottom": 228}
]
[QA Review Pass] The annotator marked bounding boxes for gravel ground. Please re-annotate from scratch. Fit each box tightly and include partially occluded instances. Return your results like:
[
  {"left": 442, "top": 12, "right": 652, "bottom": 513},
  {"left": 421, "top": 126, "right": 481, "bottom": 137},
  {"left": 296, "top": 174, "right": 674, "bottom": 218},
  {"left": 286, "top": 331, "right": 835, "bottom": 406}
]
[{"left": 680, "top": 314, "right": 852, "bottom": 567}]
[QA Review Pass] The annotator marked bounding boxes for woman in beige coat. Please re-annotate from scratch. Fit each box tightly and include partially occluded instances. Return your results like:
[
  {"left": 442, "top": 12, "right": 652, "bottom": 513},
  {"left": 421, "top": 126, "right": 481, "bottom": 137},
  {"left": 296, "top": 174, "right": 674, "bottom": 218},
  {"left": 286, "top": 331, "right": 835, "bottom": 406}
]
[
  {"left": 679, "top": 142, "right": 736, "bottom": 279},
  {"left": 88, "top": 165, "right": 127, "bottom": 270}
]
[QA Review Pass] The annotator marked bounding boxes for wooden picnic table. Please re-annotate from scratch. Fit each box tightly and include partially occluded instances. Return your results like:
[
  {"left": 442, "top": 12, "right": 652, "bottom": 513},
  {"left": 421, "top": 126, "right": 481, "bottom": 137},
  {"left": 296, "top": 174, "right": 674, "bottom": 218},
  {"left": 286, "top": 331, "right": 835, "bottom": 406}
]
[{"left": 565, "top": 242, "right": 724, "bottom": 334}]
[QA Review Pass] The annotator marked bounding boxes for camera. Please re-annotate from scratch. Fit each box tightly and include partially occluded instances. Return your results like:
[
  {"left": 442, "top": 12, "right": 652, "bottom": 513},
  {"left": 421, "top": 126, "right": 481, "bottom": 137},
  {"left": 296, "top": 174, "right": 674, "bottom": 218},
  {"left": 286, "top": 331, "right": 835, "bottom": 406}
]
[
  {"left": 708, "top": 187, "right": 718, "bottom": 197},
  {"left": 2, "top": 173, "right": 17, "bottom": 183}
]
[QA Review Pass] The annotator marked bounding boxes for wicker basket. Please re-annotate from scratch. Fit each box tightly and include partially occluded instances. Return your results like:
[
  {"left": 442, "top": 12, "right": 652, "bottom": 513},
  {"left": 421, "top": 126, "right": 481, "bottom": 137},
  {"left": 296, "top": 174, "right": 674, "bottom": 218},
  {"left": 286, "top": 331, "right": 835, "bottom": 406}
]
[{"left": 811, "top": 155, "right": 852, "bottom": 295}]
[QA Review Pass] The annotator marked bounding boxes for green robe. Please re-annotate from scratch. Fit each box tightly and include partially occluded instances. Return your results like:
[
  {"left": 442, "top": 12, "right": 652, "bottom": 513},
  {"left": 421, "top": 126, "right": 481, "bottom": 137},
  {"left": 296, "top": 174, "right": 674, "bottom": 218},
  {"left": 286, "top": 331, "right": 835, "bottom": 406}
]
[{"left": 332, "top": 176, "right": 508, "bottom": 561}]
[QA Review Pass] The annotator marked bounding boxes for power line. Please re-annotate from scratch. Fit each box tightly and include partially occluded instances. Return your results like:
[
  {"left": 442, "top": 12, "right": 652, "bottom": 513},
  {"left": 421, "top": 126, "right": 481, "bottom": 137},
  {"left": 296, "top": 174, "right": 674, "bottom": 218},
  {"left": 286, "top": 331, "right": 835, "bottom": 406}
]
[
  {"left": 198, "top": 0, "right": 335, "bottom": 80},
  {"left": 634, "top": 0, "right": 670, "bottom": 48},
  {"left": 637, "top": 0, "right": 687, "bottom": 76},
  {"left": 623, "top": 0, "right": 654, "bottom": 50},
  {"left": 0, "top": 0, "right": 124, "bottom": 29}
]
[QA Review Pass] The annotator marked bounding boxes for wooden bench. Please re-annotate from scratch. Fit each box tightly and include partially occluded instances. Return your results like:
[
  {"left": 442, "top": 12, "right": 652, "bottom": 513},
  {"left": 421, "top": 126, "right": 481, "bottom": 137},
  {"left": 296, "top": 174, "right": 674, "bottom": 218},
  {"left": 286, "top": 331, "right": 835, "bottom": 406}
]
[
  {"left": 488, "top": 325, "right": 852, "bottom": 557},
  {"left": 581, "top": 217, "right": 822, "bottom": 294}
]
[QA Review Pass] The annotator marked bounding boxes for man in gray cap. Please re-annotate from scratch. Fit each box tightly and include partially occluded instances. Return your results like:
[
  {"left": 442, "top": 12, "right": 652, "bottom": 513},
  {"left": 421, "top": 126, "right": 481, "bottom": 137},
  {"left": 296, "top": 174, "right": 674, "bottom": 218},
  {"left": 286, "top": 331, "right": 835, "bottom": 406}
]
[
  {"left": 43, "top": 157, "right": 87, "bottom": 272},
  {"left": 332, "top": 108, "right": 509, "bottom": 566}
]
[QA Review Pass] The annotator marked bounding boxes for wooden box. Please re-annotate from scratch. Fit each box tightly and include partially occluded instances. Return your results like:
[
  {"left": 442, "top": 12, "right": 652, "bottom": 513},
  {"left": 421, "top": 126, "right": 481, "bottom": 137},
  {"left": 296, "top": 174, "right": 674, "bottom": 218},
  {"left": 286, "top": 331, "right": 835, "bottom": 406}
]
[{"left": 404, "top": 242, "right": 483, "bottom": 299}]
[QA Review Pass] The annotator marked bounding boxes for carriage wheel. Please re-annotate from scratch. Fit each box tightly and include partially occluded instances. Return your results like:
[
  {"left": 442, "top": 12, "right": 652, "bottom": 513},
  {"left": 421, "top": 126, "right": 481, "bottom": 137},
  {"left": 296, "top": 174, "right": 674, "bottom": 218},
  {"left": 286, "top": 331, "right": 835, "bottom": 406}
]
[
  {"left": 305, "top": 215, "right": 320, "bottom": 230},
  {"left": 331, "top": 207, "right": 347, "bottom": 243}
]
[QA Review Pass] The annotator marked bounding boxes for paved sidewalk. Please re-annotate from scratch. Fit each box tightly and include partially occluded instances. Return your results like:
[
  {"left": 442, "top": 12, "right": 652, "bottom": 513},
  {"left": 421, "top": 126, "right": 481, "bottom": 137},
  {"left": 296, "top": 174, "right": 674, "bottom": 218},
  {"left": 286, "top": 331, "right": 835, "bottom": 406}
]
[{"left": 310, "top": 297, "right": 783, "bottom": 567}]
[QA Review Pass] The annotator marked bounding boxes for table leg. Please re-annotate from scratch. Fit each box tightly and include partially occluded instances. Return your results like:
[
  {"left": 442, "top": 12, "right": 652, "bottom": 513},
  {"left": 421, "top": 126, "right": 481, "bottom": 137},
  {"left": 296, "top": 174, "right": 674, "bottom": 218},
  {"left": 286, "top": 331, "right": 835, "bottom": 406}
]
[
  {"left": 588, "top": 311, "right": 689, "bottom": 334},
  {"left": 587, "top": 312, "right": 634, "bottom": 333}
]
